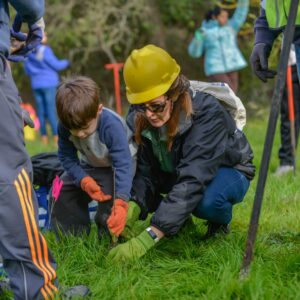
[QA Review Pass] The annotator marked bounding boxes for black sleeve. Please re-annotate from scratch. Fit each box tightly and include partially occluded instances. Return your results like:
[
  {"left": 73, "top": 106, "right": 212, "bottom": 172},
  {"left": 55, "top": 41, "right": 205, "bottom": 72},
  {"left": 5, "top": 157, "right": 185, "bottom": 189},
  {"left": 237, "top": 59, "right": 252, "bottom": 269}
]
[
  {"left": 130, "top": 139, "right": 160, "bottom": 219},
  {"left": 151, "top": 95, "right": 230, "bottom": 236},
  {"left": 57, "top": 123, "right": 87, "bottom": 186},
  {"left": 254, "top": 7, "right": 281, "bottom": 47}
]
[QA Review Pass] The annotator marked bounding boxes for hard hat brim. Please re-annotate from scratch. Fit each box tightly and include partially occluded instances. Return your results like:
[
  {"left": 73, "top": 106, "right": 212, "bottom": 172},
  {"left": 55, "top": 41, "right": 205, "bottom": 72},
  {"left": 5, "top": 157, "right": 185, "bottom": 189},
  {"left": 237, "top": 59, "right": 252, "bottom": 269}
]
[{"left": 126, "top": 66, "right": 180, "bottom": 104}]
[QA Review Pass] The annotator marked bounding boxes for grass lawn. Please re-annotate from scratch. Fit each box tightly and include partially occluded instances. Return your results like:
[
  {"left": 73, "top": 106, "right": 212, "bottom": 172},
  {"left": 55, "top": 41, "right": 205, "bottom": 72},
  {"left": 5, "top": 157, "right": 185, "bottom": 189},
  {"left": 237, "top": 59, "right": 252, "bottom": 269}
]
[{"left": 4, "top": 118, "right": 300, "bottom": 300}]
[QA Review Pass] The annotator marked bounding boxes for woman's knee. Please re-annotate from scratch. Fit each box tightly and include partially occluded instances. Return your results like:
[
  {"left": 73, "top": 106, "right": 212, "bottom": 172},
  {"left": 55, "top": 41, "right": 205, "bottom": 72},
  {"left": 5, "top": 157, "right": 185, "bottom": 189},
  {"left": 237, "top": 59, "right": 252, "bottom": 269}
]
[
  {"left": 193, "top": 198, "right": 232, "bottom": 223},
  {"left": 192, "top": 168, "right": 250, "bottom": 223}
]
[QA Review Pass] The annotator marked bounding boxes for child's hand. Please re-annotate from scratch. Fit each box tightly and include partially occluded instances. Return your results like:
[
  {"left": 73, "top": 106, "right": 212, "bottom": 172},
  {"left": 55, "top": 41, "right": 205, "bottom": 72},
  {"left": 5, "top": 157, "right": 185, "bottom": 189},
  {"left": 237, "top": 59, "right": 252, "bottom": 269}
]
[
  {"left": 80, "top": 176, "right": 112, "bottom": 202},
  {"left": 107, "top": 199, "right": 129, "bottom": 236}
]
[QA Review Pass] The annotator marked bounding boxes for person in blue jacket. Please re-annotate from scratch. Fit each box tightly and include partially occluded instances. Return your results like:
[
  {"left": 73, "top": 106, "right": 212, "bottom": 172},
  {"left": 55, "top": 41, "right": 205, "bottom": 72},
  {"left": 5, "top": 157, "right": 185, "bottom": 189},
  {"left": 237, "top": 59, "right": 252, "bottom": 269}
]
[
  {"left": 51, "top": 76, "right": 134, "bottom": 240},
  {"left": 24, "top": 33, "right": 69, "bottom": 144},
  {"left": 188, "top": 0, "right": 249, "bottom": 93}
]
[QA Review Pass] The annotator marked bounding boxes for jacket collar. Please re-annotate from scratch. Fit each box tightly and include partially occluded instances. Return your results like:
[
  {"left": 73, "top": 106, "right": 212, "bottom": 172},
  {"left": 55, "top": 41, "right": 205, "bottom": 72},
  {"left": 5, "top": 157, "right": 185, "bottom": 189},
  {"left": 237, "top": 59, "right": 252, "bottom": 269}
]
[
  {"left": 139, "top": 88, "right": 200, "bottom": 141},
  {"left": 177, "top": 109, "right": 192, "bottom": 136},
  {"left": 141, "top": 101, "right": 194, "bottom": 141}
]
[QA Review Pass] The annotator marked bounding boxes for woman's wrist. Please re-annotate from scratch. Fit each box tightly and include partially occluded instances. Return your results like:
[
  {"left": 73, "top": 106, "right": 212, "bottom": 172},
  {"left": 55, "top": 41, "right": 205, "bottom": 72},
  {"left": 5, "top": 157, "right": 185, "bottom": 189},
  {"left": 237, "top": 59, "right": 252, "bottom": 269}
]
[{"left": 150, "top": 226, "right": 165, "bottom": 240}]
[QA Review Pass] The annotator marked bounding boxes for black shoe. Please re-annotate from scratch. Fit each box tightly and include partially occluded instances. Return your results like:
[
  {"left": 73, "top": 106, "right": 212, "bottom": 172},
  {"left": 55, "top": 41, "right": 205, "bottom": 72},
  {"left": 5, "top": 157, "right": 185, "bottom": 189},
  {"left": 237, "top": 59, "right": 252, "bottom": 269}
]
[
  {"left": 202, "top": 222, "right": 230, "bottom": 240},
  {"left": 61, "top": 285, "right": 91, "bottom": 299}
]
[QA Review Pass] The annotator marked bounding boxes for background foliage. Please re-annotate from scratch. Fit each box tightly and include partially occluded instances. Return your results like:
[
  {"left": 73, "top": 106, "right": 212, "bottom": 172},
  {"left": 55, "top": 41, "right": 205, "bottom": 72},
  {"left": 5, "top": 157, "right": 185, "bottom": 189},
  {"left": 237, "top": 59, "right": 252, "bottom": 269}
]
[{"left": 12, "top": 0, "right": 281, "bottom": 116}]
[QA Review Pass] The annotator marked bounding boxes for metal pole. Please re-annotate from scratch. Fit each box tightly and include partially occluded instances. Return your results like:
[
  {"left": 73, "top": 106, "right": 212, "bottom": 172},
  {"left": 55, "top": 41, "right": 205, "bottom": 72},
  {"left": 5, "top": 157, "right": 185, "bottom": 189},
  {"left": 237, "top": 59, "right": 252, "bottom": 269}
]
[{"left": 240, "top": 0, "right": 299, "bottom": 278}]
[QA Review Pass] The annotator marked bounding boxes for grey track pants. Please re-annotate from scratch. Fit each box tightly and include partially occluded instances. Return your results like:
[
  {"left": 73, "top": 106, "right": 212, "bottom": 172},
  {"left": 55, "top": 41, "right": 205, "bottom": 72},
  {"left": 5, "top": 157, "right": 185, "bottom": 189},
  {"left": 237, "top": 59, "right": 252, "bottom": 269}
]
[{"left": 0, "top": 55, "right": 57, "bottom": 300}]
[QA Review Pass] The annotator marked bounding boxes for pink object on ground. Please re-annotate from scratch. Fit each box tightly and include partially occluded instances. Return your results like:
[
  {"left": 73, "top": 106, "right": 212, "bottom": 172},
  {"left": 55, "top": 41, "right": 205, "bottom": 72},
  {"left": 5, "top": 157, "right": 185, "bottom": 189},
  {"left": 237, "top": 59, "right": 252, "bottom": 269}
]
[{"left": 52, "top": 175, "right": 63, "bottom": 201}]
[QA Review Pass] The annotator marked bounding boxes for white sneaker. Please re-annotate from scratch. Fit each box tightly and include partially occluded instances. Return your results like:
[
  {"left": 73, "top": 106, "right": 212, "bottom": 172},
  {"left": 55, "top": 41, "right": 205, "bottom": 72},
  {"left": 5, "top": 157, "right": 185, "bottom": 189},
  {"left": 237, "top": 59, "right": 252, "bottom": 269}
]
[{"left": 274, "top": 165, "right": 294, "bottom": 177}]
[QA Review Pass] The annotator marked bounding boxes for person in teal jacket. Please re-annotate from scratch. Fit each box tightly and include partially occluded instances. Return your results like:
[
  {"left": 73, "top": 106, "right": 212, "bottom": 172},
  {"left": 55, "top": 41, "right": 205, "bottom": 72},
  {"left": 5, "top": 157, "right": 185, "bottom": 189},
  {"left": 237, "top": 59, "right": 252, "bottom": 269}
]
[{"left": 188, "top": 0, "right": 249, "bottom": 93}]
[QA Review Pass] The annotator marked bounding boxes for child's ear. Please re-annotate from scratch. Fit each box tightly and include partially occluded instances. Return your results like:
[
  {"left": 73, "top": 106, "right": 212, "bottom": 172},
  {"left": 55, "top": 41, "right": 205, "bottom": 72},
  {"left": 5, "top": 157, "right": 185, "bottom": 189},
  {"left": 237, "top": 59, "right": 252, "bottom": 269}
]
[{"left": 97, "top": 104, "right": 103, "bottom": 115}]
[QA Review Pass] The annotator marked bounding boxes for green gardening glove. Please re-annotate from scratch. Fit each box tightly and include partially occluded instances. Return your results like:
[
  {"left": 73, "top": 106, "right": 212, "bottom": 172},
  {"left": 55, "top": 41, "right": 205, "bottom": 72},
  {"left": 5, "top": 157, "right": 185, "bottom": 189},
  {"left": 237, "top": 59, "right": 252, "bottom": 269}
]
[
  {"left": 108, "top": 230, "right": 156, "bottom": 262},
  {"left": 120, "top": 201, "right": 141, "bottom": 240}
]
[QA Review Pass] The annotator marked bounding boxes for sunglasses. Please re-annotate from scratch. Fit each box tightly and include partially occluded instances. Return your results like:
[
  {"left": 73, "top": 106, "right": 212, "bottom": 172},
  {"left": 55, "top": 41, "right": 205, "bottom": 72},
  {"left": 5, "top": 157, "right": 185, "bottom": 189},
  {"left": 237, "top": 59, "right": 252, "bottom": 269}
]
[{"left": 134, "top": 99, "right": 168, "bottom": 114}]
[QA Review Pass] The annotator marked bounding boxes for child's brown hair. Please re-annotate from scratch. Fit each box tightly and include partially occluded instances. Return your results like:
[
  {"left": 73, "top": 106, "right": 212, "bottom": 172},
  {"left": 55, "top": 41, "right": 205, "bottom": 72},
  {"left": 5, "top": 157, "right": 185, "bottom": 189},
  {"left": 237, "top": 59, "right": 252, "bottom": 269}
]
[{"left": 56, "top": 76, "right": 100, "bottom": 130}]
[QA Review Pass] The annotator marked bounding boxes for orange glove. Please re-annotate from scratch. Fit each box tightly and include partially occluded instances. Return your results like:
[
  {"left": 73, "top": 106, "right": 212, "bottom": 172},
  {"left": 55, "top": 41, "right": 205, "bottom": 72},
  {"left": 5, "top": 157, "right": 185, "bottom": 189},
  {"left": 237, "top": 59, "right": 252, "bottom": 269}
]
[
  {"left": 107, "top": 199, "right": 129, "bottom": 236},
  {"left": 80, "top": 176, "right": 112, "bottom": 202}
]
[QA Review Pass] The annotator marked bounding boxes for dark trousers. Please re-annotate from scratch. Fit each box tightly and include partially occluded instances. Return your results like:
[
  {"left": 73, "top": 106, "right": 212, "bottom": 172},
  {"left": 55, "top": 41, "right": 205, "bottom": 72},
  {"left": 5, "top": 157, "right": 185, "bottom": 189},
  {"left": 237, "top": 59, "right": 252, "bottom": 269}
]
[
  {"left": 193, "top": 167, "right": 250, "bottom": 224},
  {"left": 144, "top": 167, "right": 249, "bottom": 227},
  {"left": 50, "top": 167, "right": 114, "bottom": 236},
  {"left": 279, "top": 65, "right": 300, "bottom": 166},
  {"left": 0, "top": 56, "right": 57, "bottom": 299},
  {"left": 208, "top": 71, "right": 239, "bottom": 93},
  {"left": 34, "top": 87, "right": 58, "bottom": 136}
]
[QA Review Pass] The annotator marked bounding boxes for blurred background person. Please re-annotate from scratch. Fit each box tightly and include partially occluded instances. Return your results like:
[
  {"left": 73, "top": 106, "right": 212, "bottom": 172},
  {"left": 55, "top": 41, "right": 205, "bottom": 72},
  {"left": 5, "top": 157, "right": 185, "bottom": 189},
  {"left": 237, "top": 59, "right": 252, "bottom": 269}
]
[
  {"left": 188, "top": 0, "right": 249, "bottom": 93},
  {"left": 275, "top": 46, "right": 300, "bottom": 176},
  {"left": 24, "top": 32, "right": 69, "bottom": 145},
  {"left": 250, "top": 0, "right": 300, "bottom": 83}
]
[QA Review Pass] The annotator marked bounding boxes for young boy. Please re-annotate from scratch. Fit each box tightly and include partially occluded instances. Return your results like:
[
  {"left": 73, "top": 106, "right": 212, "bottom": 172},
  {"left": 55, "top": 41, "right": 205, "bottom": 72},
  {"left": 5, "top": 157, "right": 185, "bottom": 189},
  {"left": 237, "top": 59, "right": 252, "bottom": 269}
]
[{"left": 51, "top": 76, "right": 134, "bottom": 238}]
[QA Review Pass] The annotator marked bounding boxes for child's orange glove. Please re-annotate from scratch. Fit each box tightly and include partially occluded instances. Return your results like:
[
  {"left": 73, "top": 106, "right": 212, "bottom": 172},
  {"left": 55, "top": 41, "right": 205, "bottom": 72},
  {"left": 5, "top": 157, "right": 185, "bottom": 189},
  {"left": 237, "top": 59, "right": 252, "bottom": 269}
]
[
  {"left": 80, "top": 176, "right": 112, "bottom": 202},
  {"left": 107, "top": 199, "right": 129, "bottom": 236}
]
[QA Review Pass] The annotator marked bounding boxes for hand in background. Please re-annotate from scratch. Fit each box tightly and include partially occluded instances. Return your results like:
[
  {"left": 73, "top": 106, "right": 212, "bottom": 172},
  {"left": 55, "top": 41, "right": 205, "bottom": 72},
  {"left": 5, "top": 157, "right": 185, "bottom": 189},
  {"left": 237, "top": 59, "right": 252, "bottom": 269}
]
[
  {"left": 250, "top": 43, "right": 277, "bottom": 82},
  {"left": 9, "top": 14, "right": 45, "bottom": 62}
]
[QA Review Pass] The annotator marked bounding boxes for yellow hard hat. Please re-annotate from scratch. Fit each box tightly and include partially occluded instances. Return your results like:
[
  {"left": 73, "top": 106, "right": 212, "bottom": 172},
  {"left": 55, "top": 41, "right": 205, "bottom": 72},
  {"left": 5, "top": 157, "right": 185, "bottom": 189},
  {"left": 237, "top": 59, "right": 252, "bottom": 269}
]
[{"left": 124, "top": 44, "right": 181, "bottom": 104}]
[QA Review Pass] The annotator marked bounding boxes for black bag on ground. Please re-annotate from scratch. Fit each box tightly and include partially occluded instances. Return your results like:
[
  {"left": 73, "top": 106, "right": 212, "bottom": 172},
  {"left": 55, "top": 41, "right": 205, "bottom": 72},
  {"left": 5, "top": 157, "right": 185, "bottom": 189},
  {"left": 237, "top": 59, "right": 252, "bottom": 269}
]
[{"left": 31, "top": 152, "right": 64, "bottom": 188}]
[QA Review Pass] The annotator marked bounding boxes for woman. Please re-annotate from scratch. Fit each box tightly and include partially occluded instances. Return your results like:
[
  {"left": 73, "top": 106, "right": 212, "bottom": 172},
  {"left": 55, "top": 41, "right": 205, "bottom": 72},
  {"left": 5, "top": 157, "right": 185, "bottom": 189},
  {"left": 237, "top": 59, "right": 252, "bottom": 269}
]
[
  {"left": 108, "top": 45, "right": 255, "bottom": 262},
  {"left": 188, "top": 0, "right": 248, "bottom": 93}
]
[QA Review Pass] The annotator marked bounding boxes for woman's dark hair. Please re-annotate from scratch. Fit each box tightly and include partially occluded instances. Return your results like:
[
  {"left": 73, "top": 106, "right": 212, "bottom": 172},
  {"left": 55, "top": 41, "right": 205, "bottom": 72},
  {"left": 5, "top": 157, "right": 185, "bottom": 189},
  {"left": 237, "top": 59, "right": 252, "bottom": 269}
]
[{"left": 205, "top": 5, "right": 222, "bottom": 21}]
